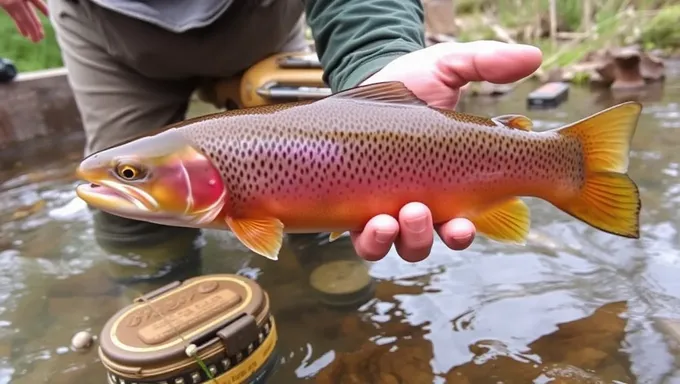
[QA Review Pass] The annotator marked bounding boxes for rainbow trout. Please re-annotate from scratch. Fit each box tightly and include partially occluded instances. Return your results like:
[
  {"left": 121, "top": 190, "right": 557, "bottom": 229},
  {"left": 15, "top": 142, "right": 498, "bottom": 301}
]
[{"left": 75, "top": 82, "right": 642, "bottom": 260}]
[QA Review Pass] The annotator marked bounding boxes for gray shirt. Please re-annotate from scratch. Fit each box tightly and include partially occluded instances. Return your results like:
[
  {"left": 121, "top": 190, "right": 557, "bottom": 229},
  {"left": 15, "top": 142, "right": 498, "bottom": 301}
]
[{"left": 90, "top": 0, "right": 233, "bottom": 33}]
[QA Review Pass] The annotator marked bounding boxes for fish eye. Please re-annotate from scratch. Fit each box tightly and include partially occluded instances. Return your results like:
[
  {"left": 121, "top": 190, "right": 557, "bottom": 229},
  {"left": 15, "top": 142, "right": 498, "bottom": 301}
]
[{"left": 115, "top": 163, "right": 144, "bottom": 181}]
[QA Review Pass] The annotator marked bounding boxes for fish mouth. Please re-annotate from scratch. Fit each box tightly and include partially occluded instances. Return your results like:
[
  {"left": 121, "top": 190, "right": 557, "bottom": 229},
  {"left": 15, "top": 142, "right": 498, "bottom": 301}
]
[{"left": 75, "top": 180, "right": 159, "bottom": 217}]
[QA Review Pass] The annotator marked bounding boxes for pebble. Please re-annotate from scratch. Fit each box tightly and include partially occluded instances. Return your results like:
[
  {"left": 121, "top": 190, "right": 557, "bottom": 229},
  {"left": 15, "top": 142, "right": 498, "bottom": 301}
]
[{"left": 71, "top": 331, "right": 94, "bottom": 352}]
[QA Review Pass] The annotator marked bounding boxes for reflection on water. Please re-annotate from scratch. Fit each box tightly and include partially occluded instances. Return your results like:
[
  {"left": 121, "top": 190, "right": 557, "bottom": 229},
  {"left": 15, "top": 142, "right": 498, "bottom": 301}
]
[{"left": 1, "top": 62, "right": 680, "bottom": 383}]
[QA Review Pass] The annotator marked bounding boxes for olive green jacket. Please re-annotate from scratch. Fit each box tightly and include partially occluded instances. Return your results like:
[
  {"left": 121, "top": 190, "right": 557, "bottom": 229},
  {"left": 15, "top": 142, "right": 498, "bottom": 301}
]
[{"left": 306, "top": 0, "right": 427, "bottom": 91}]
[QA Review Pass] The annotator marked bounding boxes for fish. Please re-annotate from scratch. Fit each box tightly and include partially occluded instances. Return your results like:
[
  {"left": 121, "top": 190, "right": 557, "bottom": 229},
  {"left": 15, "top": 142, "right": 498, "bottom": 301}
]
[{"left": 74, "top": 81, "right": 643, "bottom": 261}]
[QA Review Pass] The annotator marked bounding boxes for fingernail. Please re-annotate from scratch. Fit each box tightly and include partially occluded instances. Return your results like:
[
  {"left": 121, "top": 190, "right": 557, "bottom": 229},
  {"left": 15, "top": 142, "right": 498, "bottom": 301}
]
[
  {"left": 404, "top": 216, "right": 427, "bottom": 233},
  {"left": 374, "top": 230, "right": 394, "bottom": 244},
  {"left": 453, "top": 233, "right": 474, "bottom": 243}
]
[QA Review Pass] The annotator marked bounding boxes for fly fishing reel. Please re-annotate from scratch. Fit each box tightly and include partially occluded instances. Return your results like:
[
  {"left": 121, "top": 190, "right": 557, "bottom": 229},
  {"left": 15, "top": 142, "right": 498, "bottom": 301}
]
[
  {"left": 199, "top": 52, "right": 330, "bottom": 110},
  {"left": 99, "top": 274, "right": 278, "bottom": 384}
]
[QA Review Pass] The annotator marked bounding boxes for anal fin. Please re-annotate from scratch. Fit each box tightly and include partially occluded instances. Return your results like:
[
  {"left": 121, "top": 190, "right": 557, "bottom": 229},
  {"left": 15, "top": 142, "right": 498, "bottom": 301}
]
[
  {"left": 225, "top": 217, "right": 284, "bottom": 260},
  {"left": 329, "top": 231, "right": 346, "bottom": 242},
  {"left": 469, "top": 198, "right": 531, "bottom": 245}
]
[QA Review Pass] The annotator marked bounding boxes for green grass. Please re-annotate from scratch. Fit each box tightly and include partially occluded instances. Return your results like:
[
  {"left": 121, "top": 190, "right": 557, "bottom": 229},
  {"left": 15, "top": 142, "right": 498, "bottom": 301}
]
[
  {"left": 640, "top": 5, "right": 680, "bottom": 50},
  {"left": 0, "top": 12, "right": 63, "bottom": 72}
]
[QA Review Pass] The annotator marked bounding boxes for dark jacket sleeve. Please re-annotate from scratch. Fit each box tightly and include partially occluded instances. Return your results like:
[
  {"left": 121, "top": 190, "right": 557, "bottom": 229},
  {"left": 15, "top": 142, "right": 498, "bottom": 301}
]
[{"left": 305, "top": 0, "right": 426, "bottom": 92}]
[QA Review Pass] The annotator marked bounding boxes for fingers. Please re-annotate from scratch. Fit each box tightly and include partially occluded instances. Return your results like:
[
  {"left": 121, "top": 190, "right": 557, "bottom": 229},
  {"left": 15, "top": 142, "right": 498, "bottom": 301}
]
[
  {"left": 350, "top": 214, "right": 399, "bottom": 262},
  {"left": 394, "top": 202, "right": 434, "bottom": 262},
  {"left": 436, "top": 218, "right": 476, "bottom": 251},
  {"left": 351, "top": 204, "right": 435, "bottom": 263},
  {"left": 352, "top": 205, "right": 477, "bottom": 262},
  {"left": 435, "top": 40, "right": 543, "bottom": 89},
  {"left": 30, "top": 0, "right": 48, "bottom": 16},
  {"left": 24, "top": 6, "right": 44, "bottom": 42},
  {"left": 5, "top": 2, "right": 45, "bottom": 42}
]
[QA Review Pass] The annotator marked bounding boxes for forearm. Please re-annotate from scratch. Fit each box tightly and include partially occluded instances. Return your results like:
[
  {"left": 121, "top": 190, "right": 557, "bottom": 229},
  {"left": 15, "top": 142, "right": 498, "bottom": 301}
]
[{"left": 305, "top": 0, "right": 426, "bottom": 91}]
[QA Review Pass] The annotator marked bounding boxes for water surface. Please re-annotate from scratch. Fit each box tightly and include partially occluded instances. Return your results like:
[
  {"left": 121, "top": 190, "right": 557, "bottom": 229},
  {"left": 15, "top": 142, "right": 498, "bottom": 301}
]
[{"left": 1, "top": 63, "right": 680, "bottom": 384}]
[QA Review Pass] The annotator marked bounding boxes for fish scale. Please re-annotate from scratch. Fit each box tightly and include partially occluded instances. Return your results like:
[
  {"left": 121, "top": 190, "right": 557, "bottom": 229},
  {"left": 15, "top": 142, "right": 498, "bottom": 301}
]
[
  {"left": 180, "top": 96, "right": 582, "bottom": 229},
  {"left": 74, "top": 81, "right": 643, "bottom": 260}
]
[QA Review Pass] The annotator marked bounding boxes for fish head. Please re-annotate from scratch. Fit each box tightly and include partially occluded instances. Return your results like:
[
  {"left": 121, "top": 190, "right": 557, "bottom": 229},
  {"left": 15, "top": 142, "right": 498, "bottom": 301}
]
[{"left": 75, "top": 129, "right": 227, "bottom": 227}]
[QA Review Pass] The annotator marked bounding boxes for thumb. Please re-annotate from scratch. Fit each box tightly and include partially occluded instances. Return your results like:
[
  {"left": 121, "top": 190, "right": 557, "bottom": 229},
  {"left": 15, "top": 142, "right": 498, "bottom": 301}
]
[{"left": 431, "top": 40, "right": 543, "bottom": 88}]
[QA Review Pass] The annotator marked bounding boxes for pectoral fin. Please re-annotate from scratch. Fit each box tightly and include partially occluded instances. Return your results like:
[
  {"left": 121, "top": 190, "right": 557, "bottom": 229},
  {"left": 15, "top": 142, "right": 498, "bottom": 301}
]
[
  {"left": 329, "top": 231, "right": 346, "bottom": 242},
  {"left": 469, "top": 198, "right": 531, "bottom": 244},
  {"left": 492, "top": 114, "right": 534, "bottom": 131},
  {"left": 225, "top": 217, "right": 284, "bottom": 260}
]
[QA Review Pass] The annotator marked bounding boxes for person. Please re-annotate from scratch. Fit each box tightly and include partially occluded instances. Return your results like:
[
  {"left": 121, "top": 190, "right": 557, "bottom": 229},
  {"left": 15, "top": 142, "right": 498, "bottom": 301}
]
[{"left": 1, "top": 0, "right": 542, "bottom": 266}]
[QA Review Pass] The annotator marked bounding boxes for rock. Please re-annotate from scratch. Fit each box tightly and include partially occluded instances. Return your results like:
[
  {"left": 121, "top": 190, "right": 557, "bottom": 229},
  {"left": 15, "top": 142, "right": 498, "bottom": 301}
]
[
  {"left": 0, "top": 58, "right": 18, "bottom": 83},
  {"left": 446, "top": 343, "right": 543, "bottom": 383},
  {"left": 315, "top": 289, "right": 434, "bottom": 383},
  {"left": 530, "top": 301, "right": 629, "bottom": 365},
  {"left": 563, "top": 347, "right": 608, "bottom": 370},
  {"left": 319, "top": 301, "right": 633, "bottom": 383},
  {"left": 561, "top": 62, "right": 602, "bottom": 84},
  {"left": 445, "top": 301, "right": 633, "bottom": 382},
  {"left": 12, "top": 327, "right": 105, "bottom": 384},
  {"left": 314, "top": 334, "right": 435, "bottom": 383},
  {"left": 374, "top": 280, "right": 425, "bottom": 300},
  {"left": 640, "top": 52, "right": 666, "bottom": 81},
  {"left": 466, "top": 81, "right": 516, "bottom": 97},
  {"left": 610, "top": 46, "right": 647, "bottom": 90},
  {"left": 70, "top": 331, "right": 93, "bottom": 352},
  {"left": 563, "top": 46, "right": 666, "bottom": 89},
  {"left": 541, "top": 363, "right": 606, "bottom": 383}
]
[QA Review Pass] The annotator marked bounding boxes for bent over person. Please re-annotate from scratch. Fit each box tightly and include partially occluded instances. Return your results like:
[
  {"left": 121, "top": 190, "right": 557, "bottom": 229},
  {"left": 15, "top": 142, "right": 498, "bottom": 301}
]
[{"left": 2, "top": 0, "right": 543, "bottom": 284}]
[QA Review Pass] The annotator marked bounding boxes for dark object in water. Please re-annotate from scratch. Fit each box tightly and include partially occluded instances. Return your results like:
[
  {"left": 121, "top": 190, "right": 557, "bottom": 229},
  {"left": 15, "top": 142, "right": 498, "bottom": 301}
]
[
  {"left": 527, "top": 82, "right": 570, "bottom": 109},
  {"left": 99, "top": 274, "right": 279, "bottom": 384},
  {"left": 0, "top": 58, "right": 17, "bottom": 84},
  {"left": 308, "top": 259, "right": 376, "bottom": 307}
]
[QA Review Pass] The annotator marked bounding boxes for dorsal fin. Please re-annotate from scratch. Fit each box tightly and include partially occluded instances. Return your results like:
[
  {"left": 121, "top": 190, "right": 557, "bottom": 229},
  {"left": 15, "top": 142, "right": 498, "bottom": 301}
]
[
  {"left": 329, "top": 81, "right": 428, "bottom": 106},
  {"left": 492, "top": 114, "right": 534, "bottom": 131}
]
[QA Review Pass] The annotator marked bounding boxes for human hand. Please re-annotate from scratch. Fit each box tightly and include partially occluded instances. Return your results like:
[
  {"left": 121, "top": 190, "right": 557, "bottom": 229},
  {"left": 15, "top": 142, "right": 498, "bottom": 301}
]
[
  {"left": 1, "top": 0, "right": 48, "bottom": 43},
  {"left": 352, "top": 40, "right": 543, "bottom": 263}
]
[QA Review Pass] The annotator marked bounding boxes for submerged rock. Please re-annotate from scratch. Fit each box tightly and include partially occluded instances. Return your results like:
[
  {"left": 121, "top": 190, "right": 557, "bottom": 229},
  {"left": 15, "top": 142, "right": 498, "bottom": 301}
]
[
  {"left": 316, "top": 301, "right": 633, "bottom": 383},
  {"left": 71, "top": 330, "right": 94, "bottom": 352},
  {"left": 539, "top": 363, "right": 607, "bottom": 383}
]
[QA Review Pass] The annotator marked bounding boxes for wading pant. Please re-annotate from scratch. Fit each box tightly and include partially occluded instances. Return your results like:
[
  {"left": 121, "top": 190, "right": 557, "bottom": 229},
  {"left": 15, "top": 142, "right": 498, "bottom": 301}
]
[{"left": 48, "top": 0, "right": 316, "bottom": 285}]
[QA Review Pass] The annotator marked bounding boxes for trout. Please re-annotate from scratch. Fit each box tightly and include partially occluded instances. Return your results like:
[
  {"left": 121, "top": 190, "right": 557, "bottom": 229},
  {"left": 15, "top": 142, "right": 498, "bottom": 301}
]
[{"left": 74, "top": 82, "right": 642, "bottom": 260}]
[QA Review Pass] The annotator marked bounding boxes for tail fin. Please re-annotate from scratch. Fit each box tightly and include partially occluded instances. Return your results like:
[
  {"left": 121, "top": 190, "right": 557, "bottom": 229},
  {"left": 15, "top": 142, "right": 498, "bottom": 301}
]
[{"left": 553, "top": 101, "right": 642, "bottom": 238}]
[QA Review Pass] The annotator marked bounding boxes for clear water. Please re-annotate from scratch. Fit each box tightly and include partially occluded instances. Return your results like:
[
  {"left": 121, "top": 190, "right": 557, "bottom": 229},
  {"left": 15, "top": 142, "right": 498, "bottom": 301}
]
[{"left": 1, "top": 63, "right": 680, "bottom": 384}]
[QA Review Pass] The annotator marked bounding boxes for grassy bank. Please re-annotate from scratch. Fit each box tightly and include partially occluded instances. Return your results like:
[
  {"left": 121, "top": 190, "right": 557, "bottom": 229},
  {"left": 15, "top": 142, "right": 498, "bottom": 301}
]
[
  {"left": 0, "top": 12, "right": 62, "bottom": 72},
  {"left": 453, "top": 0, "right": 680, "bottom": 72}
]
